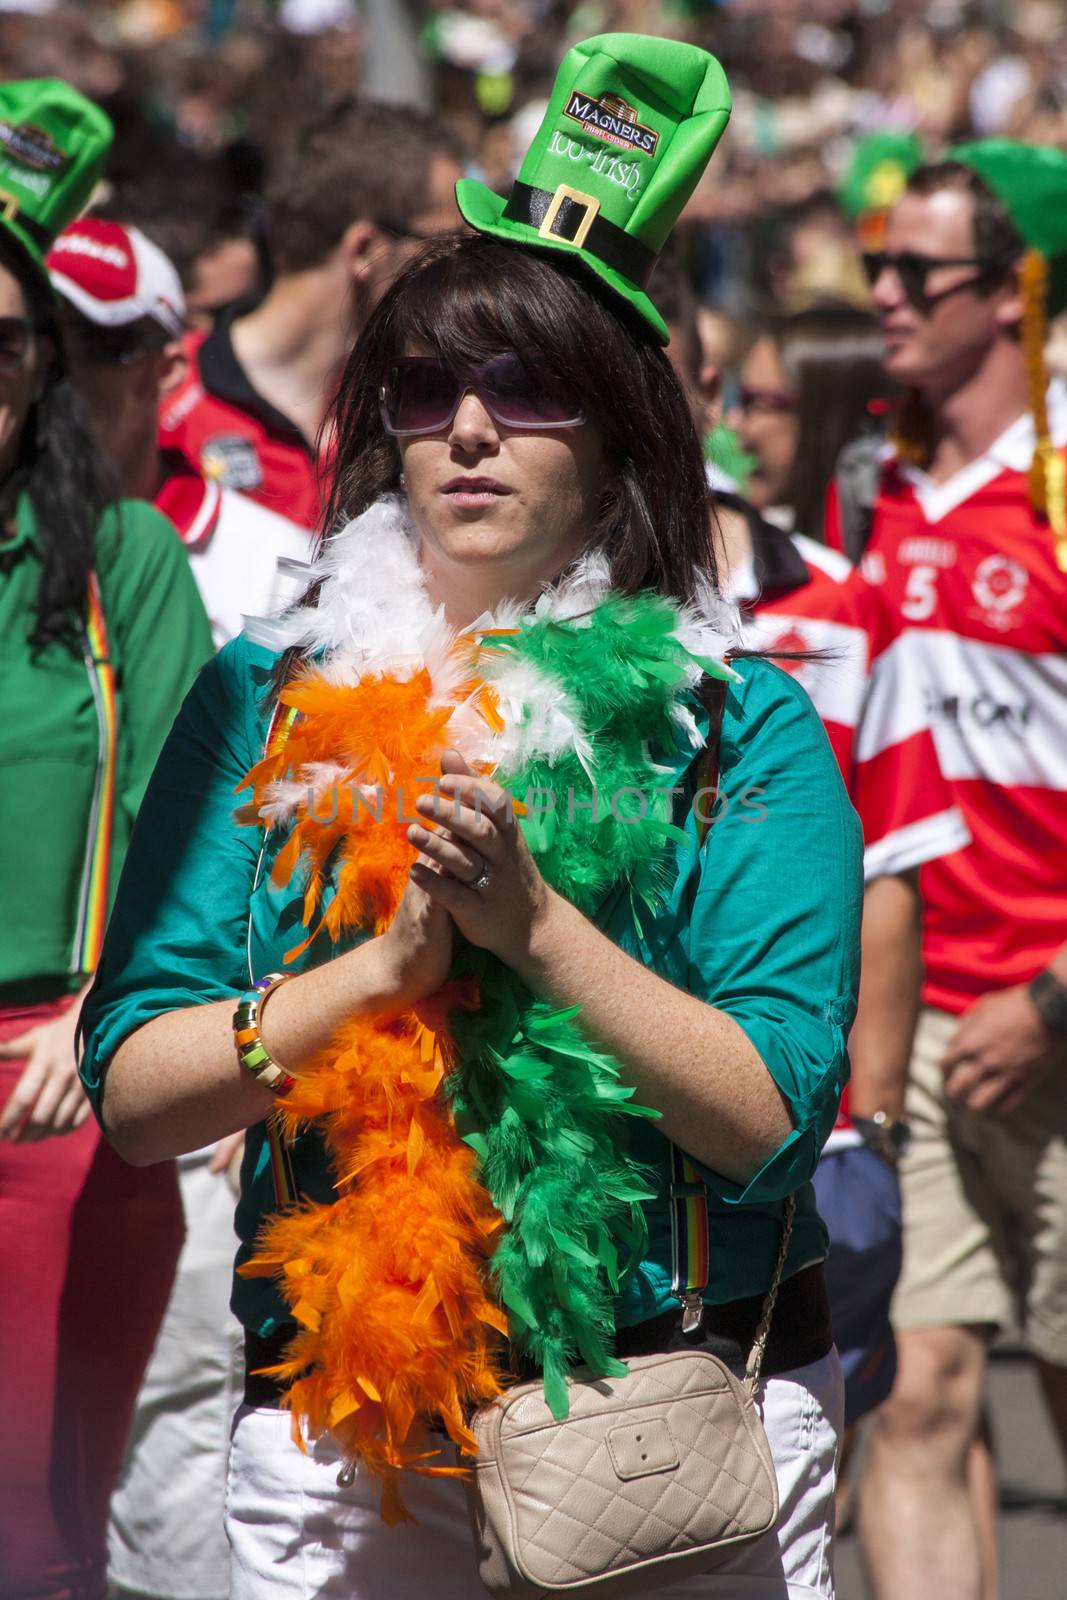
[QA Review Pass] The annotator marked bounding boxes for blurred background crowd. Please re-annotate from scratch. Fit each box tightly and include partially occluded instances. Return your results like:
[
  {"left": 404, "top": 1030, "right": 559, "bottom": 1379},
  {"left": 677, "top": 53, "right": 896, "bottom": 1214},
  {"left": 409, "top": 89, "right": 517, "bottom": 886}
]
[{"left": 2, "top": 0, "right": 1065, "bottom": 445}]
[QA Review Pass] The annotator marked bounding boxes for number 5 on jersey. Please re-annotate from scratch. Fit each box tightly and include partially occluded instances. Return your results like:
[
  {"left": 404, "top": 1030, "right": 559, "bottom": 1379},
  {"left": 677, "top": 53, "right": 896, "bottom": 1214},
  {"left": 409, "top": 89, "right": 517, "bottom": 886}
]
[{"left": 901, "top": 564, "right": 938, "bottom": 620}]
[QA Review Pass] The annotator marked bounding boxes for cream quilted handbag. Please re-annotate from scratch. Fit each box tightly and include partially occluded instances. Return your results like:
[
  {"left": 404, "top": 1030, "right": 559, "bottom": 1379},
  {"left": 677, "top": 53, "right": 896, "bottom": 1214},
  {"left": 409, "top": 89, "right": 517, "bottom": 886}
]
[{"left": 466, "top": 1191, "right": 795, "bottom": 1599}]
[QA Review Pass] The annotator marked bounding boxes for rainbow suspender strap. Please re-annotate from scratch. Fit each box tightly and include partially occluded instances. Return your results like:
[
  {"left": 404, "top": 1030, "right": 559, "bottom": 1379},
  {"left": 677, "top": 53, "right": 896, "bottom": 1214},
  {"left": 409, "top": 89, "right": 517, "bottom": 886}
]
[
  {"left": 70, "top": 574, "right": 117, "bottom": 976},
  {"left": 258, "top": 698, "right": 301, "bottom": 1207},
  {"left": 669, "top": 1143, "right": 711, "bottom": 1334}
]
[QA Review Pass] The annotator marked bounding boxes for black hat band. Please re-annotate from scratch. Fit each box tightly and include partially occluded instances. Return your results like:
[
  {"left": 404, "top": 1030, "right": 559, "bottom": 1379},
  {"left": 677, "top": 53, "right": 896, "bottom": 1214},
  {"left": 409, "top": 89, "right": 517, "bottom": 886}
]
[{"left": 503, "top": 180, "right": 657, "bottom": 290}]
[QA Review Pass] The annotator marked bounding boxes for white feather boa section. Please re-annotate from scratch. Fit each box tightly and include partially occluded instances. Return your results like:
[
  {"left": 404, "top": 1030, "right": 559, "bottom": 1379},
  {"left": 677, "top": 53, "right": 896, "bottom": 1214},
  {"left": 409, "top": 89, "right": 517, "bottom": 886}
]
[{"left": 245, "top": 496, "right": 741, "bottom": 821}]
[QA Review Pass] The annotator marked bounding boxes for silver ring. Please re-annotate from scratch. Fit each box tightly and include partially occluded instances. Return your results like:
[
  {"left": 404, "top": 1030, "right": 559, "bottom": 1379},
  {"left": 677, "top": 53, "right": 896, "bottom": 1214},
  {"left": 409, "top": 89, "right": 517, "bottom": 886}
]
[{"left": 471, "top": 865, "right": 491, "bottom": 892}]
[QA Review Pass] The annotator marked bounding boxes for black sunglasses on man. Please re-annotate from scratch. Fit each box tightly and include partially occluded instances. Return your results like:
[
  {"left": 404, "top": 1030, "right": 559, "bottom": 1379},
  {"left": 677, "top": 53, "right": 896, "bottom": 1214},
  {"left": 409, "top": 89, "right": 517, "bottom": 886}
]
[{"left": 862, "top": 250, "right": 1006, "bottom": 312}]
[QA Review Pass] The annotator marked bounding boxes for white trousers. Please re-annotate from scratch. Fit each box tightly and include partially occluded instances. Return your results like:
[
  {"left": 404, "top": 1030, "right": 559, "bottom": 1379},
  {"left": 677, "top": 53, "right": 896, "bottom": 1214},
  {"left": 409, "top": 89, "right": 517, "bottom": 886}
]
[
  {"left": 227, "top": 1348, "right": 843, "bottom": 1600},
  {"left": 109, "top": 1152, "right": 244, "bottom": 1600}
]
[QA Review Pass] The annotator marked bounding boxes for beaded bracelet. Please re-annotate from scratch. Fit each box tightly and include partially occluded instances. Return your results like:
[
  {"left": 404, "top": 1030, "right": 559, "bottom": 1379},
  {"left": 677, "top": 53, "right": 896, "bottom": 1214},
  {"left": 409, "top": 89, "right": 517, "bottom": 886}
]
[{"left": 233, "top": 972, "right": 295, "bottom": 1096}]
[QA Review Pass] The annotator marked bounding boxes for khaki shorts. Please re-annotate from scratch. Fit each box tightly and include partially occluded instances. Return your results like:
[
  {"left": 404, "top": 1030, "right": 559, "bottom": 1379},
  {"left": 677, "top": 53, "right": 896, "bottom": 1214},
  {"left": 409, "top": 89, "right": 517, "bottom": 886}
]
[{"left": 892, "top": 1006, "right": 1067, "bottom": 1365}]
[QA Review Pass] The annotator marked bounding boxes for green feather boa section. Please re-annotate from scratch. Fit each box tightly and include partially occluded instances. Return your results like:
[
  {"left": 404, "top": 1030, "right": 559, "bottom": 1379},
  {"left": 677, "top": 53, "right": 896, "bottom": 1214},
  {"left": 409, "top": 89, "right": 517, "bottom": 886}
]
[{"left": 448, "top": 591, "right": 727, "bottom": 1418}]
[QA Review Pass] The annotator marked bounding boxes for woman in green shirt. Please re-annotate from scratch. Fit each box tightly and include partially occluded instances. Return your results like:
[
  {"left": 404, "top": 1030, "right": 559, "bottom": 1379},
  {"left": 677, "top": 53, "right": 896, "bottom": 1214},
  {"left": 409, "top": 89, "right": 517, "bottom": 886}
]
[
  {"left": 81, "top": 215, "right": 862, "bottom": 1596},
  {"left": 0, "top": 106, "right": 214, "bottom": 1600}
]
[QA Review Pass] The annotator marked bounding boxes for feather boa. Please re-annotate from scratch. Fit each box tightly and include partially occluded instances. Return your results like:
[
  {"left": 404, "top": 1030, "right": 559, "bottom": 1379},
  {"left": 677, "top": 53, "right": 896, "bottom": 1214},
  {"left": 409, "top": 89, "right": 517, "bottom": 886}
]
[{"left": 237, "top": 497, "right": 740, "bottom": 1517}]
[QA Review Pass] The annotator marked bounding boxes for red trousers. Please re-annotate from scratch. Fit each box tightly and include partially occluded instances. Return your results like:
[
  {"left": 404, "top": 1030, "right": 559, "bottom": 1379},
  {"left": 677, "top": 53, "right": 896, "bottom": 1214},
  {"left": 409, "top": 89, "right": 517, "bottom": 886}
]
[{"left": 0, "top": 998, "right": 184, "bottom": 1600}]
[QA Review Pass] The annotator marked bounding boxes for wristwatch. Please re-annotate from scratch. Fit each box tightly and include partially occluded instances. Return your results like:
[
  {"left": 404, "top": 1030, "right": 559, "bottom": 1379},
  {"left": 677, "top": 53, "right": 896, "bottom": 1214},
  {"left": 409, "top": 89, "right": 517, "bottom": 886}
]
[
  {"left": 852, "top": 1111, "right": 912, "bottom": 1161},
  {"left": 1028, "top": 969, "right": 1067, "bottom": 1038}
]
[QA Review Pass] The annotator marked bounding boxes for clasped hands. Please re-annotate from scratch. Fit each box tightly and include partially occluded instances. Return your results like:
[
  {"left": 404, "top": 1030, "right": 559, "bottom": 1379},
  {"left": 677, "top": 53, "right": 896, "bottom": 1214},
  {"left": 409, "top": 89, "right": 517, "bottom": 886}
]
[{"left": 375, "top": 748, "right": 556, "bottom": 1009}]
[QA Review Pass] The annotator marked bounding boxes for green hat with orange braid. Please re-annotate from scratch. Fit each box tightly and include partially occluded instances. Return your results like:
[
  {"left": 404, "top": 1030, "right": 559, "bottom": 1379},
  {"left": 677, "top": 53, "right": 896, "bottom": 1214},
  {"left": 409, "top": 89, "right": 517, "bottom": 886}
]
[{"left": 952, "top": 139, "right": 1067, "bottom": 570}]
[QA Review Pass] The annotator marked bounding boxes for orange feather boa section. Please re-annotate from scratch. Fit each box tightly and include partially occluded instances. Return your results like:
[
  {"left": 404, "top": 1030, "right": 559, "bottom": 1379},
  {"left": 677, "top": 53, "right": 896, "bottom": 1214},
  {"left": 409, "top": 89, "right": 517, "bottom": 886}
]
[{"left": 236, "top": 663, "right": 509, "bottom": 1521}]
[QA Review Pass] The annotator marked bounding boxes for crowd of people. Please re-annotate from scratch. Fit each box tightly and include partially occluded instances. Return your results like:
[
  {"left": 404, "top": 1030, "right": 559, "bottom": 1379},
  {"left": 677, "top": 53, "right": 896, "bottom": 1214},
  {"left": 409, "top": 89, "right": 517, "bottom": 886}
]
[
  {"left": 0, "top": 6, "right": 1065, "bottom": 1600},
  {"left": 1, "top": 0, "right": 1066, "bottom": 330}
]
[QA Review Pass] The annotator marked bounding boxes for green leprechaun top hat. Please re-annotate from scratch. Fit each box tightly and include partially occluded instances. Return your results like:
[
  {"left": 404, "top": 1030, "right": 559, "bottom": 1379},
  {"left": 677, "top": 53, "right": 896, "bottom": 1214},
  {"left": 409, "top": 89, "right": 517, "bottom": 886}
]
[
  {"left": 456, "top": 33, "right": 731, "bottom": 345},
  {"left": 0, "top": 79, "right": 113, "bottom": 279}
]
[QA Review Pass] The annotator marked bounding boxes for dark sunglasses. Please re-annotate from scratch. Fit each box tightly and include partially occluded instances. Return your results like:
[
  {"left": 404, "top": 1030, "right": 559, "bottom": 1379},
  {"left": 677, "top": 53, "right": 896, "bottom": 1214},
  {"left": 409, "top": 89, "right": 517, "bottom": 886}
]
[
  {"left": 0, "top": 316, "right": 33, "bottom": 373},
  {"left": 861, "top": 250, "right": 1003, "bottom": 308},
  {"left": 380, "top": 354, "right": 585, "bottom": 436}
]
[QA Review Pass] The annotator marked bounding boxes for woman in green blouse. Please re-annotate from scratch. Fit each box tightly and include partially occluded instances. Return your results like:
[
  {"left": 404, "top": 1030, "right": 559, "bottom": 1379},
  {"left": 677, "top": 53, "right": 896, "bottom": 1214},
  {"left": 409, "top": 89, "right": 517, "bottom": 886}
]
[
  {"left": 81, "top": 214, "right": 862, "bottom": 1597},
  {"left": 0, "top": 82, "right": 213, "bottom": 1600},
  {"left": 84, "top": 31, "right": 861, "bottom": 1599}
]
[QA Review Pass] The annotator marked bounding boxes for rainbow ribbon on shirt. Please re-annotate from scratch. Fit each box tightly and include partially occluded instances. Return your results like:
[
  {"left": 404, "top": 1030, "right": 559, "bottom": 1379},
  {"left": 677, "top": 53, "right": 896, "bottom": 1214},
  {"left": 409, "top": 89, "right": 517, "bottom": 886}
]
[{"left": 70, "top": 573, "right": 117, "bottom": 975}]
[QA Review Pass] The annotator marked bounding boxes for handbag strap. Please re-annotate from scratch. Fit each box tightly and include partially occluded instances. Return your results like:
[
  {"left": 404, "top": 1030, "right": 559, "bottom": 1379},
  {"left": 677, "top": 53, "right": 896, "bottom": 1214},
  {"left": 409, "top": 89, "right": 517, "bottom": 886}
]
[
  {"left": 744, "top": 1193, "right": 796, "bottom": 1393},
  {"left": 671, "top": 684, "right": 798, "bottom": 1388}
]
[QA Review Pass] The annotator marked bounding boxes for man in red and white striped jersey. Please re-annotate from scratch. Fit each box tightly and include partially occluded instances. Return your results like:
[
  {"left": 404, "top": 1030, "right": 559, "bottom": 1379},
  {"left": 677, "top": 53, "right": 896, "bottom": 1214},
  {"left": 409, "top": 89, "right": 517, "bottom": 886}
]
[{"left": 853, "top": 146, "right": 1067, "bottom": 1600}]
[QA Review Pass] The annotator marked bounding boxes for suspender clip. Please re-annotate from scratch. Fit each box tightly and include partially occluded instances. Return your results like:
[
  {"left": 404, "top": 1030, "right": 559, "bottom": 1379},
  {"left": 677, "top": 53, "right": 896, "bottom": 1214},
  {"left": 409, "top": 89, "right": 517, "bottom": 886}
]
[{"left": 679, "top": 1290, "right": 705, "bottom": 1336}]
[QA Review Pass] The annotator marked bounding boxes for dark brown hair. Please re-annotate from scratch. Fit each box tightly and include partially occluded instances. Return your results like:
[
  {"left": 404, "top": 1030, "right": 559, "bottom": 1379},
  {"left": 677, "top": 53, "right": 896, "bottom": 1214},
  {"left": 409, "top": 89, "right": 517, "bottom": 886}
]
[
  {"left": 322, "top": 232, "right": 717, "bottom": 603},
  {"left": 266, "top": 100, "right": 459, "bottom": 274},
  {"left": 766, "top": 303, "right": 895, "bottom": 539},
  {"left": 906, "top": 161, "right": 1024, "bottom": 272},
  {"left": 0, "top": 231, "right": 115, "bottom": 653}
]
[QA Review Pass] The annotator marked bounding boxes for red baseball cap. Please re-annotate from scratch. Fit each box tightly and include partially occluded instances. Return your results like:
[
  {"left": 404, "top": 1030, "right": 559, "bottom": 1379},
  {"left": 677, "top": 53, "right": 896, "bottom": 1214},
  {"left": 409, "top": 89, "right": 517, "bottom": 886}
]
[{"left": 47, "top": 218, "right": 185, "bottom": 338}]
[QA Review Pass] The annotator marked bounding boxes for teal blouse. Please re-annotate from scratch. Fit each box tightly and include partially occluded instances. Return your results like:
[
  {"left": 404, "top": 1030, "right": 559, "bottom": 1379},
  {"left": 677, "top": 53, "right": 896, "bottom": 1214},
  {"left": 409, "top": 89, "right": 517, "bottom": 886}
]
[{"left": 80, "top": 633, "right": 863, "bottom": 1337}]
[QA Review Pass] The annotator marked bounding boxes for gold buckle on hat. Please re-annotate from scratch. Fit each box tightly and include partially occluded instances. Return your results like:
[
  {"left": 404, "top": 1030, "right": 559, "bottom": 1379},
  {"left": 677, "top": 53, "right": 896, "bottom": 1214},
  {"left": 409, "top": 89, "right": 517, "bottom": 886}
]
[
  {"left": 0, "top": 188, "right": 22, "bottom": 222},
  {"left": 538, "top": 184, "right": 600, "bottom": 250}
]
